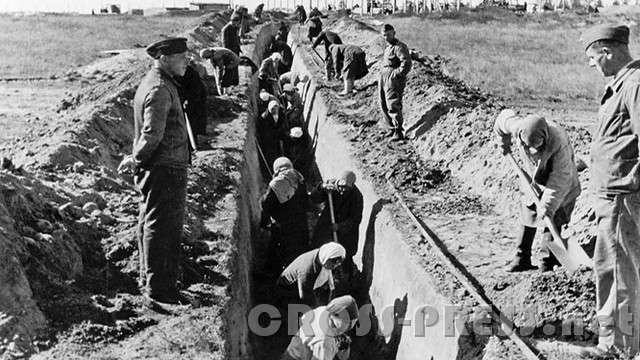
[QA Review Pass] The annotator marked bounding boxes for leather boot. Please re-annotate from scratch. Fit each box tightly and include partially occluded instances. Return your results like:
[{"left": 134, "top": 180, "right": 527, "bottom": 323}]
[
  {"left": 507, "top": 226, "right": 538, "bottom": 272},
  {"left": 539, "top": 232, "right": 561, "bottom": 272}
]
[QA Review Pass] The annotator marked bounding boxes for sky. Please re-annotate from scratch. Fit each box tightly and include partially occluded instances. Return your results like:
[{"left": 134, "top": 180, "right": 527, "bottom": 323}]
[{"left": 0, "top": 0, "right": 267, "bottom": 13}]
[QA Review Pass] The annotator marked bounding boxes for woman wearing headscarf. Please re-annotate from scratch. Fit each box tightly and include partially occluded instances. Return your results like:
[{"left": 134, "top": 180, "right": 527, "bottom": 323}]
[
  {"left": 494, "top": 110, "right": 581, "bottom": 272},
  {"left": 281, "top": 295, "right": 358, "bottom": 360},
  {"left": 257, "top": 100, "right": 288, "bottom": 174},
  {"left": 310, "top": 171, "right": 363, "bottom": 272},
  {"left": 261, "top": 157, "right": 311, "bottom": 271},
  {"left": 277, "top": 242, "right": 346, "bottom": 307}
]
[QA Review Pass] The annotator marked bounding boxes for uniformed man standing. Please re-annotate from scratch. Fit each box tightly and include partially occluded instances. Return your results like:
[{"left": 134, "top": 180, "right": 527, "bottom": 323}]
[
  {"left": 581, "top": 25, "right": 640, "bottom": 355},
  {"left": 117, "top": 38, "right": 191, "bottom": 304},
  {"left": 312, "top": 30, "right": 343, "bottom": 81},
  {"left": 379, "top": 24, "right": 411, "bottom": 141}
]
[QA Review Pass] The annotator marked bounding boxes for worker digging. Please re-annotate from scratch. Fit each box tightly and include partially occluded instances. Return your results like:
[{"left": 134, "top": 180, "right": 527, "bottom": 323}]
[{"left": 10, "top": 3, "right": 640, "bottom": 359}]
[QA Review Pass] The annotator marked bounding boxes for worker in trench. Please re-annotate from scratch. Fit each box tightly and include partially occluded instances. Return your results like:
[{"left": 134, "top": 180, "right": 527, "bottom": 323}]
[
  {"left": 280, "top": 295, "right": 358, "bottom": 360},
  {"left": 307, "top": 15, "right": 322, "bottom": 43},
  {"left": 494, "top": 110, "right": 581, "bottom": 272},
  {"left": 267, "top": 36, "right": 293, "bottom": 75},
  {"left": 378, "top": 24, "right": 412, "bottom": 141},
  {"left": 283, "top": 126, "right": 314, "bottom": 179},
  {"left": 261, "top": 157, "right": 311, "bottom": 273},
  {"left": 276, "top": 242, "right": 347, "bottom": 308},
  {"left": 276, "top": 21, "right": 290, "bottom": 44},
  {"left": 175, "top": 58, "right": 208, "bottom": 148},
  {"left": 279, "top": 70, "right": 309, "bottom": 88},
  {"left": 257, "top": 100, "right": 288, "bottom": 175},
  {"left": 579, "top": 25, "right": 640, "bottom": 356},
  {"left": 199, "top": 47, "right": 240, "bottom": 96},
  {"left": 117, "top": 38, "right": 191, "bottom": 305},
  {"left": 282, "top": 83, "right": 305, "bottom": 128},
  {"left": 259, "top": 52, "right": 283, "bottom": 96},
  {"left": 310, "top": 171, "right": 363, "bottom": 281},
  {"left": 312, "top": 30, "right": 343, "bottom": 81},
  {"left": 295, "top": 5, "right": 307, "bottom": 25},
  {"left": 329, "top": 43, "right": 369, "bottom": 96}
]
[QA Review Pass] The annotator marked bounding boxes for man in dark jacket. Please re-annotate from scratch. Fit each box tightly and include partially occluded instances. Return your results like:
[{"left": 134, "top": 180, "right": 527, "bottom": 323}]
[
  {"left": 276, "top": 21, "right": 289, "bottom": 43},
  {"left": 310, "top": 171, "right": 363, "bottom": 272},
  {"left": 222, "top": 13, "right": 242, "bottom": 55},
  {"left": 117, "top": 38, "right": 191, "bottom": 305},
  {"left": 312, "top": 30, "right": 343, "bottom": 80}
]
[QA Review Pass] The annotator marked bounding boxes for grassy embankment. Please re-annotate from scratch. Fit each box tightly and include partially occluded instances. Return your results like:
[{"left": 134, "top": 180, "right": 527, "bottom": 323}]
[
  {"left": 0, "top": 14, "right": 200, "bottom": 77},
  {"left": 383, "top": 7, "right": 640, "bottom": 109}
]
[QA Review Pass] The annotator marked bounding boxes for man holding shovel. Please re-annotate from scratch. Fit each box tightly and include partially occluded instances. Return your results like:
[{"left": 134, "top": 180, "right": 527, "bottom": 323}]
[
  {"left": 310, "top": 171, "right": 363, "bottom": 274},
  {"left": 494, "top": 110, "right": 581, "bottom": 272}
]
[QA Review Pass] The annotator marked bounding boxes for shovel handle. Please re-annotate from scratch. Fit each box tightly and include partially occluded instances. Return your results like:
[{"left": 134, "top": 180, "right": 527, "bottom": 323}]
[{"left": 327, "top": 190, "right": 339, "bottom": 243}]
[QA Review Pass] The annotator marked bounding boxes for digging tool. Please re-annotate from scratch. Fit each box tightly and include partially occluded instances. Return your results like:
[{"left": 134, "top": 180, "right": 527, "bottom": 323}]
[
  {"left": 327, "top": 189, "right": 339, "bottom": 243},
  {"left": 386, "top": 178, "right": 543, "bottom": 360},
  {"left": 255, "top": 138, "right": 273, "bottom": 177},
  {"left": 311, "top": 47, "right": 326, "bottom": 63},
  {"left": 183, "top": 109, "right": 198, "bottom": 152},
  {"left": 506, "top": 153, "right": 591, "bottom": 271},
  {"left": 213, "top": 66, "right": 224, "bottom": 96}
]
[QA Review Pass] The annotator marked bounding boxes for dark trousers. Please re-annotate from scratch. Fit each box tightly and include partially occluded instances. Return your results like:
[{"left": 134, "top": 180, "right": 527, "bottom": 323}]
[{"left": 135, "top": 165, "right": 188, "bottom": 299}]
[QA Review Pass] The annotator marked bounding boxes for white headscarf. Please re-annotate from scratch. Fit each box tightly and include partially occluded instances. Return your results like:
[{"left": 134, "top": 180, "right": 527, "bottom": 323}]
[{"left": 314, "top": 243, "right": 346, "bottom": 290}]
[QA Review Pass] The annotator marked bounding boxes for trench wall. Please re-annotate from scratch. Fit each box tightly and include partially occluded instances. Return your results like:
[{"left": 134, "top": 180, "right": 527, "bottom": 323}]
[{"left": 289, "top": 39, "right": 463, "bottom": 360}]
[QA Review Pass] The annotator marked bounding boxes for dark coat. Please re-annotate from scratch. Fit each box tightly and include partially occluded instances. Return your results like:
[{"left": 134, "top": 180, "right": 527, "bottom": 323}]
[
  {"left": 310, "top": 184, "right": 363, "bottom": 256},
  {"left": 256, "top": 110, "right": 289, "bottom": 169},
  {"left": 133, "top": 67, "right": 190, "bottom": 169},
  {"left": 261, "top": 180, "right": 311, "bottom": 264},
  {"left": 176, "top": 64, "right": 208, "bottom": 136},
  {"left": 331, "top": 44, "right": 368, "bottom": 80},
  {"left": 268, "top": 39, "right": 293, "bottom": 75},
  {"left": 221, "top": 22, "right": 241, "bottom": 55},
  {"left": 283, "top": 132, "right": 314, "bottom": 177}
]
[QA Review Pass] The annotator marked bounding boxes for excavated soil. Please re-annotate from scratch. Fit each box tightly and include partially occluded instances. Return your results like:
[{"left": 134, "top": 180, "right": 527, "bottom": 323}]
[
  {"left": 0, "top": 11, "right": 262, "bottom": 359},
  {"left": 292, "top": 15, "right": 599, "bottom": 358}
]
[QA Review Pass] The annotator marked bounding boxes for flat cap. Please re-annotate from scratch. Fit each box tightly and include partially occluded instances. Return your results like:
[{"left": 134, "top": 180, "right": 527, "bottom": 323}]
[
  {"left": 146, "top": 37, "right": 187, "bottom": 59},
  {"left": 382, "top": 23, "right": 395, "bottom": 32},
  {"left": 581, "top": 25, "right": 629, "bottom": 50}
]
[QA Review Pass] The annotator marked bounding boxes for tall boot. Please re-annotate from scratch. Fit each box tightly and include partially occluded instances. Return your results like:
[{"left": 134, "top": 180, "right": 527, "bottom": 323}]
[
  {"left": 539, "top": 231, "right": 561, "bottom": 272},
  {"left": 507, "top": 226, "right": 538, "bottom": 272}
]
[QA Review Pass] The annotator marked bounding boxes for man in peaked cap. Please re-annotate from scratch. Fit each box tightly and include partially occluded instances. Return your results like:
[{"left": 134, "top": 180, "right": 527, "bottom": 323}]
[
  {"left": 581, "top": 24, "right": 640, "bottom": 355},
  {"left": 379, "top": 23, "right": 412, "bottom": 141},
  {"left": 117, "top": 37, "right": 191, "bottom": 305}
]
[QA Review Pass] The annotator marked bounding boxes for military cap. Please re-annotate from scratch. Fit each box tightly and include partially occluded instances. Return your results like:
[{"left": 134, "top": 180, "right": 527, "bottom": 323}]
[
  {"left": 581, "top": 25, "right": 630, "bottom": 50},
  {"left": 146, "top": 37, "right": 188, "bottom": 59},
  {"left": 282, "top": 83, "right": 295, "bottom": 93},
  {"left": 382, "top": 23, "right": 395, "bottom": 32}
]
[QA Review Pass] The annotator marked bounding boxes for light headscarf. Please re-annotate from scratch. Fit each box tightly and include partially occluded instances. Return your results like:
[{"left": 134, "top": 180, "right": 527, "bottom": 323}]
[
  {"left": 314, "top": 242, "right": 346, "bottom": 290},
  {"left": 269, "top": 157, "right": 304, "bottom": 203}
]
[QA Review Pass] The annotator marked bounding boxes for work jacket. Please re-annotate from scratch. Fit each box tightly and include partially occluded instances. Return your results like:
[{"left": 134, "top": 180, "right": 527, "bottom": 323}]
[
  {"left": 592, "top": 60, "right": 640, "bottom": 196},
  {"left": 312, "top": 31, "right": 343, "bottom": 54},
  {"left": 133, "top": 66, "right": 190, "bottom": 169},
  {"left": 382, "top": 38, "right": 411, "bottom": 80},
  {"left": 495, "top": 116, "right": 581, "bottom": 216}
]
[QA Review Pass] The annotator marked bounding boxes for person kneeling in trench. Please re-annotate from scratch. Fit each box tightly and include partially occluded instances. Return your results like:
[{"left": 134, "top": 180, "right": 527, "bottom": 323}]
[
  {"left": 280, "top": 295, "right": 358, "bottom": 360},
  {"left": 277, "top": 242, "right": 347, "bottom": 309},
  {"left": 494, "top": 109, "right": 581, "bottom": 272},
  {"left": 329, "top": 44, "right": 368, "bottom": 96}
]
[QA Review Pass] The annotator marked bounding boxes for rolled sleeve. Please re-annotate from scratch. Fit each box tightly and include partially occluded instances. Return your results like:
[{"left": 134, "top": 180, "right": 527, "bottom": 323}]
[
  {"left": 133, "top": 86, "right": 171, "bottom": 164},
  {"left": 394, "top": 43, "right": 412, "bottom": 78}
]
